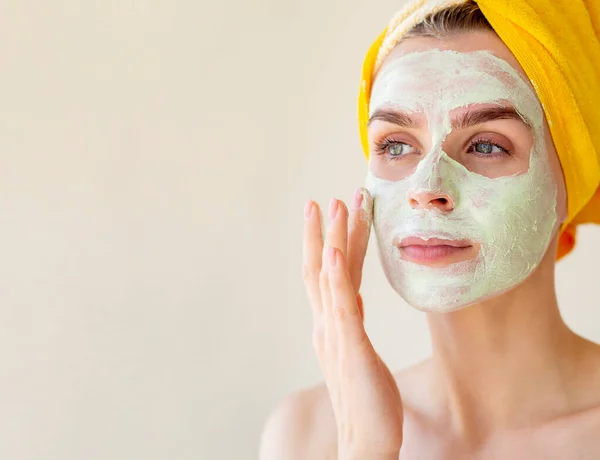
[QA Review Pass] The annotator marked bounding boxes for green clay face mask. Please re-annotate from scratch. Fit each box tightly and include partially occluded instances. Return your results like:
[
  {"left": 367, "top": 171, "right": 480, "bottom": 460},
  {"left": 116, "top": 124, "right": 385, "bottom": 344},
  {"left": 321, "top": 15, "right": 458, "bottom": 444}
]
[{"left": 365, "top": 50, "right": 558, "bottom": 312}]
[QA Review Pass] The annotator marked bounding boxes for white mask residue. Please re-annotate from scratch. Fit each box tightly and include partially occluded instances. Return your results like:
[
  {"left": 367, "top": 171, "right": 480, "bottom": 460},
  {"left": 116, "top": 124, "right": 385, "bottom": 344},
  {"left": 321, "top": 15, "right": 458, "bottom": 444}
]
[{"left": 366, "top": 50, "right": 557, "bottom": 312}]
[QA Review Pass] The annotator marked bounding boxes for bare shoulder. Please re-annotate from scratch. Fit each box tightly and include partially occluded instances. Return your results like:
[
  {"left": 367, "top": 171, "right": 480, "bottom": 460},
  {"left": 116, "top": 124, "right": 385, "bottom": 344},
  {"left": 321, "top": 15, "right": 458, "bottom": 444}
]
[
  {"left": 572, "top": 336, "right": 600, "bottom": 416},
  {"left": 525, "top": 338, "right": 600, "bottom": 458},
  {"left": 259, "top": 383, "right": 337, "bottom": 460},
  {"left": 558, "top": 338, "right": 600, "bottom": 436},
  {"left": 258, "top": 360, "right": 436, "bottom": 460}
]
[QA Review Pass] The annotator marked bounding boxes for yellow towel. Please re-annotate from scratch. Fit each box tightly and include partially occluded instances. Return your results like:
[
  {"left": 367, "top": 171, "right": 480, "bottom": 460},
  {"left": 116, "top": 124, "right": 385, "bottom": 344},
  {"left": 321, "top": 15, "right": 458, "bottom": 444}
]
[{"left": 358, "top": 0, "right": 600, "bottom": 259}]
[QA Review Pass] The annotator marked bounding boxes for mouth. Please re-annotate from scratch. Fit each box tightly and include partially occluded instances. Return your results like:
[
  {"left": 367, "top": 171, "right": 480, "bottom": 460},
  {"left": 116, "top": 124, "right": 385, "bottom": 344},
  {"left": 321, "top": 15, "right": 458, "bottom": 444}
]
[{"left": 396, "top": 236, "right": 476, "bottom": 266}]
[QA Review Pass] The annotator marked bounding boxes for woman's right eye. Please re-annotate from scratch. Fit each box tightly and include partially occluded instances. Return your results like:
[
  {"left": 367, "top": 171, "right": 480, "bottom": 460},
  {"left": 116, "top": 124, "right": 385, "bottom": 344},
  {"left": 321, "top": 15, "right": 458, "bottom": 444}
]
[
  {"left": 374, "top": 138, "right": 417, "bottom": 161},
  {"left": 388, "top": 143, "right": 407, "bottom": 156}
]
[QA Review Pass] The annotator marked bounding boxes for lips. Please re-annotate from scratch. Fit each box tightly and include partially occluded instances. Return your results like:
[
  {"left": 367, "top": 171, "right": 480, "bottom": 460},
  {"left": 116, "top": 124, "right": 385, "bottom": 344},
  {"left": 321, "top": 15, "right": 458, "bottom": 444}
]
[
  {"left": 398, "top": 236, "right": 472, "bottom": 248},
  {"left": 396, "top": 236, "right": 474, "bottom": 265}
]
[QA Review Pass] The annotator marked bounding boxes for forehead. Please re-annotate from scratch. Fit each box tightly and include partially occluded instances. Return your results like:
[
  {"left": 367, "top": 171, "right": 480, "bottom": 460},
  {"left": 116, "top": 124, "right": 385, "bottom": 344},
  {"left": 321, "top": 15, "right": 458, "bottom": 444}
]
[
  {"left": 378, "top": 30, "right": 528, "bottom": 80},
  {"left": 369, "top": 32, "right": 542, "bottom": 126}
]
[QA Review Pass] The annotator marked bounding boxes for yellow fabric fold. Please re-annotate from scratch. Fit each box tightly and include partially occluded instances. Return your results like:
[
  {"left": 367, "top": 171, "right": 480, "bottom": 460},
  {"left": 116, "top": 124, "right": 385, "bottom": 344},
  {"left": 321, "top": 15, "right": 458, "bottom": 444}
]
[{"left": 358, "top": 0, "right": 600, "bottom": 259}]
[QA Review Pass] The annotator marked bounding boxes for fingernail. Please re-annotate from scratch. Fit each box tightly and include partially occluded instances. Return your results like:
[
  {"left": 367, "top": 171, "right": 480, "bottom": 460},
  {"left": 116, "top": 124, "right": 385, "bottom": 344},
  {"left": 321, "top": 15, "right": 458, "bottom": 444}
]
[
  {"left": 353, "top": 188, "right": 364, "bottom": 210},
  {"left": 327, "top": 246, "right": 337, "bottom": 267},
  {"left": 328, "top": 198, "right": 338, "bottom": 221},
  {"left": 304, "top": 201, "right": 313, "bottom": 219}
]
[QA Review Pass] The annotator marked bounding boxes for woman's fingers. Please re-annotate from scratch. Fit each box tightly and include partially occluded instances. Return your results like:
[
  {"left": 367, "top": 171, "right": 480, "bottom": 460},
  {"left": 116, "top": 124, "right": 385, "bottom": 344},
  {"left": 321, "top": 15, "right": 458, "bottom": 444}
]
[
  {"left": 302, "top": 200, "right": 324, "bottom": 316},
  {"left": 347, "top": 188, "right": 373, "bottom": 293},
  {"left": 304, "top": 194, "right": 365, "bottom": 366},
  {"left": 328, "top": 246, "right": 368, "bottom": 348},
  {"left": 302, "top": 195, "right": 403, "bottom": 456},
  {"left": 320, "top": 197, "right": 350, "bottom": 346},
  {"left": 356, "top": 292, "right": 365, "bottom": 321},
  {"left": 325, "top": 198, "right": 349, "bottom": 260},
  {"left": 319, "top": 198, "right": 348, "bottom": 367}
]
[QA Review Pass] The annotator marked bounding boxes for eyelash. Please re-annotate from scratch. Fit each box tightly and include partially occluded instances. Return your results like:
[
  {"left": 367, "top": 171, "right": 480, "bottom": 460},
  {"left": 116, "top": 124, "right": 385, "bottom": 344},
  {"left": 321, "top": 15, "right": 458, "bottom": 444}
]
[{"left": 373, "top": 137, "right": 511, "bottom": 162}]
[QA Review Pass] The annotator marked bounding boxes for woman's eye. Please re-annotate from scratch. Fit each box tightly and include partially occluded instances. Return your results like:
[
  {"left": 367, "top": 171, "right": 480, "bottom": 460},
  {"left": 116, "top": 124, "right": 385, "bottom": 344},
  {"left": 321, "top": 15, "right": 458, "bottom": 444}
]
[
  {"left": 469, "top": 140, "right": 509, "bottom": 157},
  {"left": 374, "top": 139, "right": 417, "bottom": 160},
  {"left": 474, "top": 142, "right": 500, "bottom": 154}
]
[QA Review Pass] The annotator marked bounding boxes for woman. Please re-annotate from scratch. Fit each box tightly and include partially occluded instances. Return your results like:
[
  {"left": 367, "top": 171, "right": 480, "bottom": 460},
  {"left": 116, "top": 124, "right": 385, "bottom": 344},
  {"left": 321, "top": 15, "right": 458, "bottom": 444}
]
[{"left": 261, "top": 1, "right": 600, "bottom": 458}]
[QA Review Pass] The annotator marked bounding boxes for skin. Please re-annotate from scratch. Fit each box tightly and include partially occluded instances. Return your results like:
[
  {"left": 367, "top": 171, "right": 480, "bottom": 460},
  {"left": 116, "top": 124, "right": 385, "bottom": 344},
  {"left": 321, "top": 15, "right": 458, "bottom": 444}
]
[{"left": 259, "top": 31, "right": 600, "bottom": 460}]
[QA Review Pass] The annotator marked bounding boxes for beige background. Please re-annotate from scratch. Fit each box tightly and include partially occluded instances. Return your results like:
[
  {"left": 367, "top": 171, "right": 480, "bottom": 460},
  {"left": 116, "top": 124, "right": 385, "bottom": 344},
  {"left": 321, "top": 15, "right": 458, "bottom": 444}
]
[{"left": 0, "top": 0, "right": 599, "bottom": 459}]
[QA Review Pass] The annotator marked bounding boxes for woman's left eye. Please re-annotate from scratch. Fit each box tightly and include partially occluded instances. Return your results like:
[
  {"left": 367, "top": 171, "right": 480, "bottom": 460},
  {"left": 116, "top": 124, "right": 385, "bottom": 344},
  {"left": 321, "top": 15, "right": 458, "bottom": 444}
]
[{"left": 468, "top": 139, "right": 510, "bottom": 157}]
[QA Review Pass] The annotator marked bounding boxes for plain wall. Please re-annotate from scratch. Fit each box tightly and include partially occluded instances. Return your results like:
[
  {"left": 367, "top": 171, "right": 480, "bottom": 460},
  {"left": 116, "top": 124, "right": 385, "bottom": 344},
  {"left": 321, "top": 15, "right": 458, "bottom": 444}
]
[{"left": 0, "top": 1, "right": 599, "bottom": 459}]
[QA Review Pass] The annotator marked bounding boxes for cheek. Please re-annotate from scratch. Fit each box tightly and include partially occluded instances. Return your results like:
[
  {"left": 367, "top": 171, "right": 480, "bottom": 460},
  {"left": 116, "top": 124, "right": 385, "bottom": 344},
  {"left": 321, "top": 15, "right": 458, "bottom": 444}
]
[
  {"left": 470, "top": 188, "right": 495, "bottom": 209},
  {"left": 543, "top": 127, "right": 567, "bottom": 223},
  {"left": 555, "top": 175, "right": 567, "bottom": 225}
]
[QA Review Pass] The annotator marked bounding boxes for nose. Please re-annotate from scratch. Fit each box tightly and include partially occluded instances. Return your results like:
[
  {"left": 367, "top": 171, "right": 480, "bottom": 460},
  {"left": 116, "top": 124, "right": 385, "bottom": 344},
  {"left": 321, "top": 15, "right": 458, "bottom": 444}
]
[{"left": 408, "top": 190, "right": 454, "bottom": 212}]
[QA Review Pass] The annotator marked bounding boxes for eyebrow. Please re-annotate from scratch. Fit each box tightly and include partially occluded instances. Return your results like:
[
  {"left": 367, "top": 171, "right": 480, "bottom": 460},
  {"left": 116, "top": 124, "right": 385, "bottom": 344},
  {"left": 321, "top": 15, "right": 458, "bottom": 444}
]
[
  {"left": 453, "top": 106, "right": 529, "bottom": 130},
  {"left": 367, "top": 108, "right": 420, "bottom": 129},
  {"left": 367, "top": 106, "right": 529, "bottom": 130}
]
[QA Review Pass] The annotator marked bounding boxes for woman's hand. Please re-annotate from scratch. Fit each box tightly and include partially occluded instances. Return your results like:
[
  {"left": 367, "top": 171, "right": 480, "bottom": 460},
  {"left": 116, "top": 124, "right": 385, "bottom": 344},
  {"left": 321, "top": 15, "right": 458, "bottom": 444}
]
[{"left": 302, "top": 188, "right": 404, "bottom": 460}]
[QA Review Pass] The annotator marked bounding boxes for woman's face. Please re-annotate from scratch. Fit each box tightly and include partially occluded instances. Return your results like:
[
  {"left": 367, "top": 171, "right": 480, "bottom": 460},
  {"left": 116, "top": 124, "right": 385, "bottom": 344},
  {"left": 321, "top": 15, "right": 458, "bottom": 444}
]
[{"left": 366, "top": 31, "right": 567, "bottom": 312}]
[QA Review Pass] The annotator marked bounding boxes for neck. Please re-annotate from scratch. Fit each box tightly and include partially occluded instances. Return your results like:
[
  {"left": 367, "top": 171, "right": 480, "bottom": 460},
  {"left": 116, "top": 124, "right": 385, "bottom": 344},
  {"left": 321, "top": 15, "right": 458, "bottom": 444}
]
[{"left": 425, "top": 247, "right": 584, "bottom": 441}]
